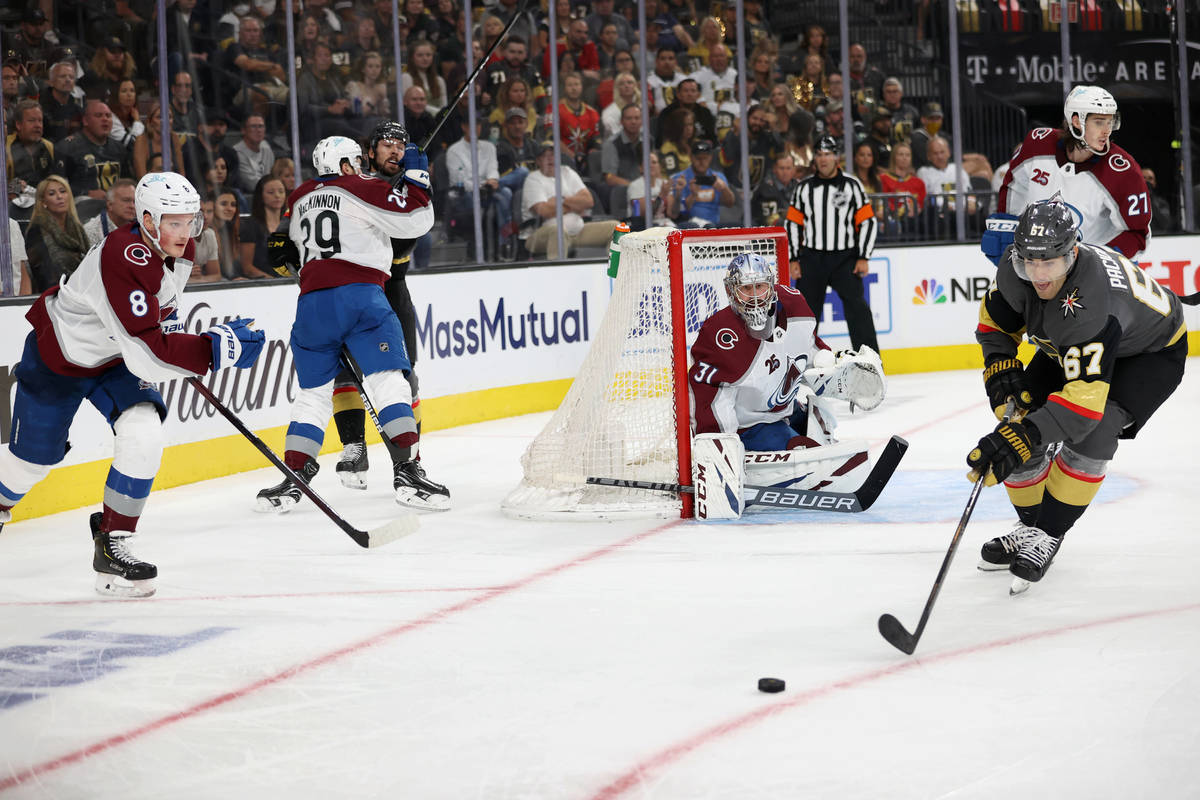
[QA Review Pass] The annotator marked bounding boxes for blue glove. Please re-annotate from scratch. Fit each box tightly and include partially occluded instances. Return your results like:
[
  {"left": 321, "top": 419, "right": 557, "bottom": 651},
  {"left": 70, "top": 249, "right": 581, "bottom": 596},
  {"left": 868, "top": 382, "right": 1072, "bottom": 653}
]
[
  {"left": 204, "top": 318, "right": 266, "bottom": 370},
  {"left": 402, "top": 143, "right": 430, "bottom": 190},
  {"left": 980, "top": 212, "right": 1019, "bottom": 266}
]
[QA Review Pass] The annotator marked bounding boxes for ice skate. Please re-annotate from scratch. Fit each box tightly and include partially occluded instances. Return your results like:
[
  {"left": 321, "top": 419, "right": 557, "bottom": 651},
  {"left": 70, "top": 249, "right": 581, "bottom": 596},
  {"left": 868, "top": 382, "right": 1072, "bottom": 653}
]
[
  {"left": 1009, "top": 529, "right": 1063, "bottom": 595},
  {"left": 979, "top": 524, "right": 1040, "bottom": 571},
  {"left": 256, "top": 459, "right": 320, "bottom": 513},
  {"left": 393, "top": 459, "right": 450, "bottom": 511},
  {"left": 336, "top": 441, "right": 369, "bottom": 490},
  {"left": 91, "top": 512, "right": 157, "bottom": 598}
]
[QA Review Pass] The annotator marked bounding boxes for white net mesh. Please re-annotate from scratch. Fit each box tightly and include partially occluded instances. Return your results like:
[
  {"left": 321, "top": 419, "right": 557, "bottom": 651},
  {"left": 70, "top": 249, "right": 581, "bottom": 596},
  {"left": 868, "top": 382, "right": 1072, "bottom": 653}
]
[{"left": 502, "top": 227, "right": 788, "bottom": 520}]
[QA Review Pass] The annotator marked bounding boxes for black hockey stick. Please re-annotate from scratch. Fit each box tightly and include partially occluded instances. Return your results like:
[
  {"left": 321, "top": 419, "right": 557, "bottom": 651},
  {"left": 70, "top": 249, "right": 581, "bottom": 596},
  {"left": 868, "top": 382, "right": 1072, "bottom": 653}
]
[
  {"left": 878, "top": 404, "right": 1018, "bottom": 655},
  {"left": 338, "top": 349, "right": 408, "bottom": 465},
  {"left": 418, "top": 0, "right": 530, "bottom": 152},
  {"left": 187, "top": 377, "right": 418, "bottom": 549},
  {"left": 587, "top": 435, "right": 908, "bottom": 513}
]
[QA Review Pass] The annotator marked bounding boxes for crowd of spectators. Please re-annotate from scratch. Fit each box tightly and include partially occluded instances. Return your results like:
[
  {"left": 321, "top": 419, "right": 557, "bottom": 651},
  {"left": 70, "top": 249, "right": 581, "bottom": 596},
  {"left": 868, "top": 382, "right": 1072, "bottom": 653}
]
[{"left": 2, "top": 0, "right": 1101, "bottom": 291}]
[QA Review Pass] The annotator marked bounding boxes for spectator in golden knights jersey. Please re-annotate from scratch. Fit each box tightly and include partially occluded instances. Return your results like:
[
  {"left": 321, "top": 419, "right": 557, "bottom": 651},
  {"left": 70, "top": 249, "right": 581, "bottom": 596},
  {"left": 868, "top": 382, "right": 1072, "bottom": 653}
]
[
  {"left": 966, "top": 199, "right": 1194, "bottom": 589},
  {"left": 719, "top": 103, "right": 783, "bottom": 195},
  {"left": 6, "top": 100, "right": 54, "bottom": 214},
  {"left": 656, "top": 79, "right": 716, "bottom": 147},
  {"left": 55, "top": 100, "right": 132, "bottom": 202},
  {"left": 497, "top": 107, "right": 539, "bottom": 178},
  {"left": 785, "top": 135, "right": 879, "bottom": 353},
  {"left": 40, "top": 60, "right": 84, "bottom": 144},
  {"left": 753, "top": 152, "right": 797, "bottom": 227}
]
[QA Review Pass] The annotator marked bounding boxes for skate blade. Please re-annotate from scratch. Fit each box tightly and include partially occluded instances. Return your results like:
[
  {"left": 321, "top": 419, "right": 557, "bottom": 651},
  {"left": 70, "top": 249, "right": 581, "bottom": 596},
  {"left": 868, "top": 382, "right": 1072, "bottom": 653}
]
[
  {"left": 255, "top": 495, "right": 299, "bottom": 514},
  {"left": 337, "top": 472, "right": 369, "bottom": 490},
  {"left": 95, "top": 572, "right": 156, "bottom": 598},
  {"left": 1009, "top": 577, "right": 1031, "bottom": 596},
  {"left": 395, "top": 488, "right": 451, "bottom": 512},
  {"left": 978, "top": 560, "right": 1011, "bottom": 572}
]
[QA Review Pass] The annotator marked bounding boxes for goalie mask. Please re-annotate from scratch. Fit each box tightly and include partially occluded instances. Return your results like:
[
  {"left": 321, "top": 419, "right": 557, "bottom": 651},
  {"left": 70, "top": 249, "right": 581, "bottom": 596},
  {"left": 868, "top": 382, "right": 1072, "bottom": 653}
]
[
  {"left": 724, "top": 252, "right": 777, "bottom": 339},
  {"left": 313, "top": 135, "right": 364, "bottom": 176},
  {"left": 134, "top": 172, "right": 203, "bottom": 253},
  {"left": 1063, "top": 85, "right": 1120, "bottom": 156}
]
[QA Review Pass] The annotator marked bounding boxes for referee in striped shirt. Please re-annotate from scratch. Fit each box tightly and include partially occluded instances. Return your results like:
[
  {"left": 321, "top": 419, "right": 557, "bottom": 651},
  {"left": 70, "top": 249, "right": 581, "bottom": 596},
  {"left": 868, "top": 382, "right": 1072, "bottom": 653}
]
[{"left": 785, "top": 135, "right": 880, "bottom": 353}]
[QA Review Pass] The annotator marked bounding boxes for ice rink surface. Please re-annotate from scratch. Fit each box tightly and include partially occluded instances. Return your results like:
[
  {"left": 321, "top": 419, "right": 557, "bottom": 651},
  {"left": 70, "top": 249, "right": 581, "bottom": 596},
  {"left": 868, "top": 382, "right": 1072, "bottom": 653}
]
[{"left": 1, "top": 366, "right": 1198, "bottom": 799}]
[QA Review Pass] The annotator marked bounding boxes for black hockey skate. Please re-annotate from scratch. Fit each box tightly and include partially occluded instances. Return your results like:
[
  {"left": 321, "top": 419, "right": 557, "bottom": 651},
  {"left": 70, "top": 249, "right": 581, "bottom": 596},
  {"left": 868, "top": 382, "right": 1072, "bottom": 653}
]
[
  {"left": 393, "top": 459, "right": 450, "bottom": 511},
  {"left": 256, "top": 458, "right": 320, "bottom": 513},
  {"left": 336, "top": 441, "right": 369, "bottom": 490},
  {"left": 979, "top": 524, "right": 1040, "bottom": 571},
  {"left": 91, "top": 512, "right": 157, "bottom": 598},
  {"left": 1009, "top": 529, "right": 1063, "bottom": 595}
]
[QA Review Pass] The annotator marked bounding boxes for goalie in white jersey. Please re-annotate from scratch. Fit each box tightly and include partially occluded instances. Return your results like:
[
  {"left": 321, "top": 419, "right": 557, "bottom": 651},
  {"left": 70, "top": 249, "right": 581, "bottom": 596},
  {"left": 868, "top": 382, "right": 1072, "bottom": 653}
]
[
  {"left": 255, "top": 135, "right": 447, "bottom": 513},
  {"left": 686, "top": 252, "right": 886, "bottom": 518},
  {"left": 0, "top": 172, "right": 266, "bottom": 597},
  {"left": 982, "top": 85, "right": 1151, "bottom": 264}
]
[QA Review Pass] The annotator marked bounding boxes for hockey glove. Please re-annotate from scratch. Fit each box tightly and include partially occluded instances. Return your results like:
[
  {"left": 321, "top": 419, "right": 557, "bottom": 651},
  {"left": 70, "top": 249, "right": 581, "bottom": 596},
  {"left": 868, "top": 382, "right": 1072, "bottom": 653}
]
[
  {"left": 967, "top": 419, "right": 1040, "bottom": 486},
  {"left": 402, "top": 143, "right": 431, "bottom": 190},
  {"left": 267, "top": 231, "right": 301, "bottom": 278},
  {"left": 980, "top": 212, "right": 1019, "bottom": 266},
  {"left": 983, "top": 356, "right": 1034, "bottom": 420},
  {"left": 205, "top": 318, "right": 266, "bottom": 370}
]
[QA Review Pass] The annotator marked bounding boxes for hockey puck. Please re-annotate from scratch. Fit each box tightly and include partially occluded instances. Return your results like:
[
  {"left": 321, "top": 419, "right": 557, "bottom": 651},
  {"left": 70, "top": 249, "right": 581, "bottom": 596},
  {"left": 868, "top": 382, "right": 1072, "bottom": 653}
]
[{"left": 757, "top": 677, "right": 785, "bottom": 693}]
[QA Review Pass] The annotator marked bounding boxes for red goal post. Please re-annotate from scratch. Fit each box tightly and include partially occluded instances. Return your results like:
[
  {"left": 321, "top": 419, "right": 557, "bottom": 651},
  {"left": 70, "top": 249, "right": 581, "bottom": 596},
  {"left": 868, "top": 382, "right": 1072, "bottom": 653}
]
[{"left": 502, "top": 226, "right": 790, "bottom": 520}]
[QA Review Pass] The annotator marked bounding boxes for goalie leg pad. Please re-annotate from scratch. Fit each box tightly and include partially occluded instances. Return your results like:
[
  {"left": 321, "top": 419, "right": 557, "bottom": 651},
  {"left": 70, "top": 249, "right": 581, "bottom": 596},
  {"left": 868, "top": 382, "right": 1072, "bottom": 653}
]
[
  {"left": 692, "top": 433, "right": 745, "bottom": 520},
  {"left": 744, "top": 439, "right": 870, "bottom": 494}
]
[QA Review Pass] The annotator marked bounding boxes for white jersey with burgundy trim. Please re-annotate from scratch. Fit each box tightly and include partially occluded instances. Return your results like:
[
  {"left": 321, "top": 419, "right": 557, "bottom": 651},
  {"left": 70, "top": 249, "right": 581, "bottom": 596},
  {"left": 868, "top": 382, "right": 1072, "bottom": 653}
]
[
  {"left": 688, "top": 285, "right": 827, "bottom": 435},
  {"left": 25, "top": 224, "right": 213, "bottom": 381},
  {"left": 998, "top": 127, "right": 1150, "bottom": 258},
  {"left": 287, "top": 173, "right": 434, "bottom": 296}
]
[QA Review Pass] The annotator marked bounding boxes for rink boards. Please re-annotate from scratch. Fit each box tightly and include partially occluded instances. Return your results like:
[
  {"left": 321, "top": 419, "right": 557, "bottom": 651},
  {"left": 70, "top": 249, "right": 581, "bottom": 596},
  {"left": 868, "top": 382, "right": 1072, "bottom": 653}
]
[{"left": 2, "top": 235, "right": 1198, "bottom": 520}]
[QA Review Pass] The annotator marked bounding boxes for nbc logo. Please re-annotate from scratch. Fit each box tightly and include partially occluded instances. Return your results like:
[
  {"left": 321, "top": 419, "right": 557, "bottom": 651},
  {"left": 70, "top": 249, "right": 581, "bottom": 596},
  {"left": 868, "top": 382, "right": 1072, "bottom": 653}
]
[{"left": 913, "top": 279, "right": 947, "bottom": 305}]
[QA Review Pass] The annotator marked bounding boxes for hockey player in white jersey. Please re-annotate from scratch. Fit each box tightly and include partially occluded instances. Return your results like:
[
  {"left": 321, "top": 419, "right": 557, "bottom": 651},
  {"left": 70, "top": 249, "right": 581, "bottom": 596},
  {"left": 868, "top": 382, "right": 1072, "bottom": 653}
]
[
  {"left": 686, "top": 252, "right": 886, "bottom": 518},
  {"left": 982, "top": 85, "right": 1151, "bottom": 264},
  {"left": 256, "top": 135, "right": 447, "bottom": 512},
  {"left": 0, "top": 172, "right": 266, "bottom": 597}
]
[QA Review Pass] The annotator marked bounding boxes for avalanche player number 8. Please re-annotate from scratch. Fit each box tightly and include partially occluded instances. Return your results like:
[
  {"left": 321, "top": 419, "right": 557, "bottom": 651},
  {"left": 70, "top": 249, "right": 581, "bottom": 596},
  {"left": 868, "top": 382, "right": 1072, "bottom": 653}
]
[{"left": 299, "top": 209, "right": 342, "bottom": 263}]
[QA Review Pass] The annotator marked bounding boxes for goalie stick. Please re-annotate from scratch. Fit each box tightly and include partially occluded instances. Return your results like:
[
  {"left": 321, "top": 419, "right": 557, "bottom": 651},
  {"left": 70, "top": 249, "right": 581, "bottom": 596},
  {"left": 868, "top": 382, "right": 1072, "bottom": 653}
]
[
  {"left": 877, "top": 402, "right": 1020, "bottom": 655},
  {"left": 587, "top": 435, "right": 908, "bottom": 513},
  {"left": 187, "top": 378, "right": 418, "bottom": 549}
]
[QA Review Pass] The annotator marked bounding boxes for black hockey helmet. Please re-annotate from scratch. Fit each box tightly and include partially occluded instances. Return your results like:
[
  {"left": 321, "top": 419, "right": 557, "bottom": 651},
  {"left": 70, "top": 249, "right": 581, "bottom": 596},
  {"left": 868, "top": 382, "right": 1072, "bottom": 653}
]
[
  {"left": 368, "top": 120, "right": 409, "bottom": 154},
  {"left": 1013, "top": 198, "right": 1079, "bottom": 263},
  {"left": 814, "top": 135, "right": 838, "bottom": 154}
]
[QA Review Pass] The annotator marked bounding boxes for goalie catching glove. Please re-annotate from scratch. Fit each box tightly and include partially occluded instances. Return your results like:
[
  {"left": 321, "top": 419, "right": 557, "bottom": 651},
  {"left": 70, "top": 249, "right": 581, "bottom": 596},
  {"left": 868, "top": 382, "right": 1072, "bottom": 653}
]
[
  {"left": 803, "top": 345, "right": 886, "bottom": 411},
  {"left": 982, "top": 356, "right": 1034, "bottom": 420},
  {"left": 967, "top": 418, "right": 1040, "bottom": 486}
]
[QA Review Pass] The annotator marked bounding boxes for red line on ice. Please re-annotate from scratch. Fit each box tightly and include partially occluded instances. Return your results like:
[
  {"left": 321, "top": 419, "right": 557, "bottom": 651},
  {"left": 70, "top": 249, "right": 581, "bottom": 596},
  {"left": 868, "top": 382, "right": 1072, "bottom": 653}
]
[
  {"left": 0, "top": 524, "right": 674, "bottom": 793},
  {"left": 0, "top": 400, "right": 1002, "bottom": 793},
  {"left": 588, "top": 600, "right": 1200, "bottom": 800}
]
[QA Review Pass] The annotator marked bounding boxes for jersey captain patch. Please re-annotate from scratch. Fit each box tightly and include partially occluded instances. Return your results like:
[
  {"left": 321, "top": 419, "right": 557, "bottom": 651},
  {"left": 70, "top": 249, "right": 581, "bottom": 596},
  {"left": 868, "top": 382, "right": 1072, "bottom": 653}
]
[{"left": 1059, "top": 287, "right": 1086, "bottom": 318}]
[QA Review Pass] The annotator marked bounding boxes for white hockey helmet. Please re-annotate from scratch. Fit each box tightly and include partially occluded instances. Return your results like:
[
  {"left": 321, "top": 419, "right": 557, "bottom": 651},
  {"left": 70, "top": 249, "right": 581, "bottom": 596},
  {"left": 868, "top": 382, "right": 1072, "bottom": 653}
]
[
  {"left": 134, "top": 171, "right": 203, "bottom": 251},
  {"left": 724, "top": 252, "right": 777, "bottom": 339},
  {"left": 313, "top": 135, "right": 364, "bottom": 176},
  {"left": 1064, "top": 85, "right": 1120, "bottom": 154}
]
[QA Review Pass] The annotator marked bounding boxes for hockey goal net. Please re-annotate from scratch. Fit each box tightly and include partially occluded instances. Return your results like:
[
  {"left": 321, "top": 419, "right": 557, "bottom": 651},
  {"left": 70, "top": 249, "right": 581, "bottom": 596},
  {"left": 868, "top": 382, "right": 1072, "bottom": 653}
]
[{"left": 502, "top": 226, "right": 789, "bottom": 520}]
